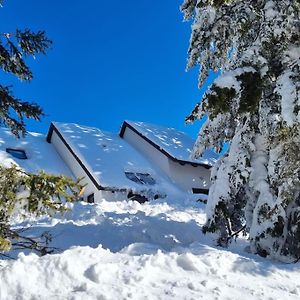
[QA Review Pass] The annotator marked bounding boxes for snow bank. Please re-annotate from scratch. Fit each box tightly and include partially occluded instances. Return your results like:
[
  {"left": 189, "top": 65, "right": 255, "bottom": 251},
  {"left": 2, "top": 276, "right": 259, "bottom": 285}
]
[
  {"left": 2, "top": 199, "right": 300, "bottom": 300},
  {"left": 1, "top": 125, "right": 299, "bottom": 300},
  {"left": 10, "top": 199, "right": 207, "bottom": 256},
  {"left": 1, "top": 241, "right": 300, "bottom": 300}
]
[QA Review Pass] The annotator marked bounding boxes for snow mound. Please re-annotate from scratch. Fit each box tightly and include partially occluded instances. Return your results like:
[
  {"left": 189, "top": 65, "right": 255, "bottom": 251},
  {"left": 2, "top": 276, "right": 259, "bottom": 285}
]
[
  {"left": 2, "top": 199, "right": 300, "bottom": 300},
  {"left": 1, "top": 241, "right": 300, "bottom": 299}
]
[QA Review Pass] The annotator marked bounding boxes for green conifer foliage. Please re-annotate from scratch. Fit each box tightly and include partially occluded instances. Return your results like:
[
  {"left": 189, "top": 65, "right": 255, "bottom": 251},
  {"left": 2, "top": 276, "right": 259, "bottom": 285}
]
[
  {"left": 0, "top": 166, "right": 83, "bottom": 254},
  {"left": 0, "top": 28, "right": 51, "bottom": 137},
  {"left": 0, "top": 2, "right": 83, "bottom": 256}
]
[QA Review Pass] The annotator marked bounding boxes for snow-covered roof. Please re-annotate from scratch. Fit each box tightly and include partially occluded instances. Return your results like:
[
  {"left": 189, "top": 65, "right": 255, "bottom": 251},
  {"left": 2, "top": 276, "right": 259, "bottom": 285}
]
[
  {"left": 120, "top": 121, "right": 219, "bottom": 166},
  {"left": 48, "top": 122, "right": 170, "bottom": 193},
  {"left": 0, "top": 127, "right": 72, "bottom": 176}
]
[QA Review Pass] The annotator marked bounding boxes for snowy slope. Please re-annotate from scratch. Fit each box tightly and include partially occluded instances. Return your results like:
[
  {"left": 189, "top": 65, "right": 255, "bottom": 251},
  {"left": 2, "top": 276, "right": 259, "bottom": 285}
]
[
  {"left": 126, "top": 121, "right": 219, "bottom": 165},
  {"left": 1, "top": 199, "right": 300, "bottom": 300}
]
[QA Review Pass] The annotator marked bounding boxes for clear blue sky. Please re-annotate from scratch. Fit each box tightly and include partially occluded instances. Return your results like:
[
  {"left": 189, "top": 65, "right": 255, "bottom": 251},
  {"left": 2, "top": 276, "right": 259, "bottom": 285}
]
[{"left": 0, "top": 0, "right": 214, "bottom": 138}]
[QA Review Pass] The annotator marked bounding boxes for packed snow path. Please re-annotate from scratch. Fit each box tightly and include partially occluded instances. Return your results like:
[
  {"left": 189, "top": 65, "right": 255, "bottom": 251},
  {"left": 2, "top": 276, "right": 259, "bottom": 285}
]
[{"left": 1, "top": 199, "right": 300, "bottom": 300}]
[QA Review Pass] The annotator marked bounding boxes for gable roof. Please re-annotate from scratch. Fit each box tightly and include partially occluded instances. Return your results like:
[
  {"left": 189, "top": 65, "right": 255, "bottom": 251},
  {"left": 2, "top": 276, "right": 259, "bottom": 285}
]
[
  {"left": 47, "top": 122, "right": 171, "bottom": 194},
  {"left": 119, "top": 121, "right": 219, "bottom": 168}
]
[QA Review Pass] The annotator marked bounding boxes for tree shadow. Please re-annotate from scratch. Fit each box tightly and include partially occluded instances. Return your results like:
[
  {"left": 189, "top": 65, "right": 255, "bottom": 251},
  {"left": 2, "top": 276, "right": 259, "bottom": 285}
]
[
  {"left": 9, "top": 210, "right": 206, "bottom": 258},
  {"left": 229, "top": 247, "right": 300, "bottom": 276}
]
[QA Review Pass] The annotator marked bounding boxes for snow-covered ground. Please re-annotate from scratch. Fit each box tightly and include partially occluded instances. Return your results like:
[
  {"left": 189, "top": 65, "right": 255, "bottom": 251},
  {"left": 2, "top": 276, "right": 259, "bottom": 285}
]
[
  {"left": 0, "top": 123, "right": 299, "bottom": 299},
  {"left": 1, "top": 197, "right": 300, "bottom": 300}
]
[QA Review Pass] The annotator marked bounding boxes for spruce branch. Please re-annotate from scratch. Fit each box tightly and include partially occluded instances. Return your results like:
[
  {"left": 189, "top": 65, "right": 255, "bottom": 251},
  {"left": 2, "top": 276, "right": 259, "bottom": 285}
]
[{"left": 0, "top": 85, "right": 44, "bottom": 137}]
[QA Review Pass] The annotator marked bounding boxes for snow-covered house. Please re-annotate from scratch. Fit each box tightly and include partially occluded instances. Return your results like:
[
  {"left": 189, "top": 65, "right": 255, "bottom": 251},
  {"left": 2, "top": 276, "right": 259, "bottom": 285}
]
[
  {"left": 46, "top": 122, "right": 173, "bottom": 203},
  {"left": 119, "top": 121, "right": 218, "bottom": 194},
  {"left": 0, "top": 120, "right": 218, "bottom": 203}
]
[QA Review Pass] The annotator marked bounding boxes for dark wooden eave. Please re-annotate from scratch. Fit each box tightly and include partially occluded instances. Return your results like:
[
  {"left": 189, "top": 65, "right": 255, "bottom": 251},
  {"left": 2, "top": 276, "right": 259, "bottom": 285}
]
[{"left": 119, "top": 121, "right": 212, "bottom": 169}]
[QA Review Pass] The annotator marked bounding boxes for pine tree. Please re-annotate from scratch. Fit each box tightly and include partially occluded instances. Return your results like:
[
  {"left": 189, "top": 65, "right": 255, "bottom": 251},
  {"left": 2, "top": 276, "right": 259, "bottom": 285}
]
[
  {"left": 0, "top": 27, "right": 50, "bottom": 137},
  {"left": 0, "top": 2, "right": 83, "bottom": 256},
  {"left": 181, "top": 0, "right": 300, "bottom": 261}
]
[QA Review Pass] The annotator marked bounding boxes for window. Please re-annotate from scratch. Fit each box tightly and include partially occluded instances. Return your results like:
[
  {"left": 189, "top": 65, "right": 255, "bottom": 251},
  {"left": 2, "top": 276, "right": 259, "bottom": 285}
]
[
  {"left": 125, "top": 172, "right": 156, "bottom": 185},
  {"left": 125, "top": 172, "right": 142, "bottom": 184},
  {"left": 192, "top": 188, "right": 209, "bottom": 195},
  {"left": 137, "top": 173, "right": 156, "bottom": 185},
  {"left": 87, "top": 193, "right": 95, "bottom": 203},
  {"left": 6, "top": 148, "right": 27, "bottom": 160},
  {"left": 127, "top": 191, "right": 148, "bottom": 203}
]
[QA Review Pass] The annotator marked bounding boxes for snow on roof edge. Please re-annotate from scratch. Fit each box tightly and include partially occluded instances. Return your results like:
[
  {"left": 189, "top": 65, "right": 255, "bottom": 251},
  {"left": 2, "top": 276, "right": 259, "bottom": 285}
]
[{"left": 121, "top": 120, "right": 216, "bottom": 167}]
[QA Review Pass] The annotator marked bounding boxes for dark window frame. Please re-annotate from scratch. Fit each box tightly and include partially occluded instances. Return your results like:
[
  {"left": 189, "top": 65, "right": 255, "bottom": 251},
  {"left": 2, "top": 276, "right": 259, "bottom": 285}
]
[
  {"left": 127, "top": 191, "right": 148, "bottom": 203},
  {"left": 87, "top": 193, "right": 95, "bottom": 203},
  {"left": 136, "top": 173, "right": 156, "bottom": 185},
  {"left": 125, "top": 171, "right": 156, "bottom": 185},
  {"left": 192, "top": 188, "right": 209, "bottom": 195},
  {"left": 125, "top": 171, "right": 143, "bottom": 184},
  {"left": 6, "top": 148, "right": 27, "bottom": 160}
]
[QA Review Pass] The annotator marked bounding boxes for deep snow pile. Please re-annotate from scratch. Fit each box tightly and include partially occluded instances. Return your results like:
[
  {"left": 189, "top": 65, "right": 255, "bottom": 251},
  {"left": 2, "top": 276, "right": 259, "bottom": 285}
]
[{"left": 1, "top": 198, "right": 300, "bottom": 300}]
